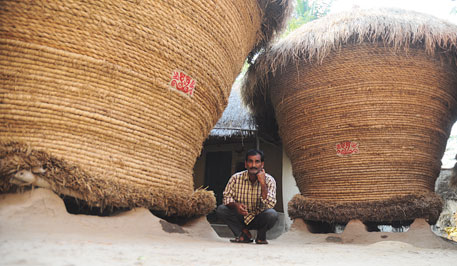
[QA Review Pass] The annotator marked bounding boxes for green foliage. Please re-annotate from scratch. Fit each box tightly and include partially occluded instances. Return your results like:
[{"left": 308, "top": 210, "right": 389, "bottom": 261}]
[
  {"left": 241, "top": 0, "right": 334, "bottom": 72},
  {"left": 451, "top": 0, "right": 457, "bottom": 14},
  {"left": 283, "top": 0, "right": 334, "bottom": 37}
]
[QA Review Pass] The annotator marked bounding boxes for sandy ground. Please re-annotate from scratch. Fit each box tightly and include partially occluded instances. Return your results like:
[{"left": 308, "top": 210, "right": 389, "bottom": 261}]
[{"left": 1, "top": 189, "right": 456, "bottom": 266}]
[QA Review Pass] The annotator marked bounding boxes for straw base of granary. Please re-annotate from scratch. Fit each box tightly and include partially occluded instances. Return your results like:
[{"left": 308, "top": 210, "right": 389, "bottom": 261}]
[
  {"left": 0, "top": 142, "right": 216, "bottom": 217},
  {"left": 288, "top": 192, "right": 443, "bottom": 225}
]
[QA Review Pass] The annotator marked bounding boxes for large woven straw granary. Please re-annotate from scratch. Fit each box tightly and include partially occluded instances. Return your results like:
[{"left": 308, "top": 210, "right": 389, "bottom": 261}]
[
  {"left": 242, "top": 8, "right": 457, "bottom": 224},
  {"left": 0, "top": 0, "right": 292, "bottom": 217}
]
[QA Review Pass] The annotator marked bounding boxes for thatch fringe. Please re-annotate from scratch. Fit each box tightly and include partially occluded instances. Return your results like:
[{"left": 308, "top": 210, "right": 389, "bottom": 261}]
[
  {"left": 242, "top": 8, "right": 457, "bottom": 138},
  {"left": 0, "top": 142, "right": 216, "bottom": 217},
  {"left": 288, "top": 192, "right": 444, "bottom": 224},
  {"left": 251, "top": 0, "right": 294, "bottom": 60}
]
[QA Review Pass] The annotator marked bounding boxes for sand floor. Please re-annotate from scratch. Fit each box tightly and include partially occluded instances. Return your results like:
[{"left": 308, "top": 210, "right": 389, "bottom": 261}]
[{"left": 1, "top": 189, "right": 456, "bottom": 266}]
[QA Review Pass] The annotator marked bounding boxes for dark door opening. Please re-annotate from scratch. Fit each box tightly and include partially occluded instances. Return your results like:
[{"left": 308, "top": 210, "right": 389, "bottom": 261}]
[
  {"left": 204, "top": 151, "right": 232, "bottom": 223},
  {"left": 205, "top": 151, "right": 232, "bottom": 206}
]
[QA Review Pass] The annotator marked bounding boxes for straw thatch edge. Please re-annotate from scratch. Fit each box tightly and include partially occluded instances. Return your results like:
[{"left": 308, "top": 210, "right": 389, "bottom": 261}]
[
  {"left": 0, "top": 142, "right": 216, "bottom": 217},
  {"left": 250, "top": 0, "right": 294, "bottom": 59},
  {"left": 288, "top": 192, "right": 443, "bottom": 224},
  {"left": 242, "top": 8, "right": 457, "bottom": 140}
]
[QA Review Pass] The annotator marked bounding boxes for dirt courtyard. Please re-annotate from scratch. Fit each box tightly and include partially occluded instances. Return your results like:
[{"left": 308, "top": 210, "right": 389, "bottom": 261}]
[{"left": 1, "top": 189, "right": 456, "bottom": 266}]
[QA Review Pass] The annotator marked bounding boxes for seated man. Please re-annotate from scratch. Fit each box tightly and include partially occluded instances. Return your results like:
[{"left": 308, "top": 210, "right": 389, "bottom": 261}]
[{"left": 216, "top": 149, "right": 278, "bottom": 244}]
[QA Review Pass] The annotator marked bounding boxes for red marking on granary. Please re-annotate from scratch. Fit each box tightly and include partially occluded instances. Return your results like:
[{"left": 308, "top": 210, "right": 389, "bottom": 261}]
[
  {"left": 336, "top": 141, "right": 359, "bottom": 156},
  {"left": 169, "top": 70, "right": 196, "bottom": 96}
]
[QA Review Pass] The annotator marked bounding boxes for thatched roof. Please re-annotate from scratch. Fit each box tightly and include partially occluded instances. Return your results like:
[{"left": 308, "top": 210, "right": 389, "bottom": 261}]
[
  {"left": 242, "top": 8, "right": 457, "bottom": 140},
  {"left": 210, "top": 77, "right": 257, "bottom": 139},
  {"left": 206, "top": 0, "right": 294, "bottom": 141},
  {"left": 251, "top": 0, "right": 294, "bottom": 58}
]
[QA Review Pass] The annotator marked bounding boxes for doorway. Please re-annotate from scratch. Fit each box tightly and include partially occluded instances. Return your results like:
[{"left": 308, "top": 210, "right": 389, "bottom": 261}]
[{"left": 204, "top": 151, "right": 233, "bottom": 206}]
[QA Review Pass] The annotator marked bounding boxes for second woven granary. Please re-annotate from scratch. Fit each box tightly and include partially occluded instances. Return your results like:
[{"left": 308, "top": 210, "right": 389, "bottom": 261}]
[
  {"left": 242, "top": 8, "right": 457, "bottom": 224},
  {"left": 0, "top": 0, "right": 292, "bottom": 217}
]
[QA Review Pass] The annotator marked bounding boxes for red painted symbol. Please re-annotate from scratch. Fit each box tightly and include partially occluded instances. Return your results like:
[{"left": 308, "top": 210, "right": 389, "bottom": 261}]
[
  {"left": 169, "top": 70, "right": 196, "bottom": 96},
  {"left": 336, "top": 141, "right": 359, "bottom": 157}
]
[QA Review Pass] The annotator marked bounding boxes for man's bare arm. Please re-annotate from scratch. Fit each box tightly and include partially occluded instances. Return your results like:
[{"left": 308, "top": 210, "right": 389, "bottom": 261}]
[{"left": 257, "top": 169, "right": 268, "bottom": 200}]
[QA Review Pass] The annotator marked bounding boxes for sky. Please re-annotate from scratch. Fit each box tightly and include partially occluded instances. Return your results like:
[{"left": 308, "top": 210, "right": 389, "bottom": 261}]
[{"left": 329, "top": 0, "right": 457, "bottom": 24}]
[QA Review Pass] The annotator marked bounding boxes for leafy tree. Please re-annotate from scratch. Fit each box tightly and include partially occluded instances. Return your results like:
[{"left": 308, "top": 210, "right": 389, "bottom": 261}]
[{"left": 283, "top": 0, "right": 334, "bottom": 36}]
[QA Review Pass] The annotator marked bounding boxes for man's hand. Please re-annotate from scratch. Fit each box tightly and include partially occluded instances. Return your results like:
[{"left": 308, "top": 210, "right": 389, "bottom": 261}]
[
  {"left": 235, "top": 202, "right": 248, "bottom": 216},
  {"left": 257, "top": 169, "right": 268, "bottom": 200},
  {"left": 226, "top": 202, "right": 248, "bottom": 216},
  {"left": 257, "top": 169, "right": 266, "bottom": 185}
]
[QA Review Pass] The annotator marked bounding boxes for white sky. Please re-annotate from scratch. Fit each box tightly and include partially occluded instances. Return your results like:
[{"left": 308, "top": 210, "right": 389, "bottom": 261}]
[{"left": 329, "top": 0, "right": 457, "bottom": 24}]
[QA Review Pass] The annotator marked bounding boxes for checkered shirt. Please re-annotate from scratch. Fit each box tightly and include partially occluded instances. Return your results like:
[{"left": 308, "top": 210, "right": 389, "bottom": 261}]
[{"left": 222, "top": 170, "right": 276, "bottom": 225}]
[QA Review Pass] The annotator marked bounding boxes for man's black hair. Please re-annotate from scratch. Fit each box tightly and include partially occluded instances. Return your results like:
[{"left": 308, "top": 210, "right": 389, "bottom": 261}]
[{"left": 245, "top": 149, "right": 264, "bottom": 162}]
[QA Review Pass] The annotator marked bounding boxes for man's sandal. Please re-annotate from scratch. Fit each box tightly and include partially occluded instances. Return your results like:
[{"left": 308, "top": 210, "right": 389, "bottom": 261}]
[
  {"left": 230, "top": 232, "right": 253, "bottom": 243},
  {"left": 241, "top": 229, "right": 252, "bottom": 240},
  {"left": 255, "top": 239, "right": 269, "bottom": 244}
]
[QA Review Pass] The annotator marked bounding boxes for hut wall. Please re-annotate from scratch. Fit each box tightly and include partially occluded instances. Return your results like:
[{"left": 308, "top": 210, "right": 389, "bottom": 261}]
[
  {"left": 282, "top": 149, "right": 300, "bottom": 229},
  {"left": 263, "top": 141, "right": 284, "bottom": 212}
]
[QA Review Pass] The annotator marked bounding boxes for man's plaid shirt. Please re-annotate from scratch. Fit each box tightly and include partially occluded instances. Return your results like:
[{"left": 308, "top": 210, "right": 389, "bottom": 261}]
[{"left": 223, "top": 170, "right": 276, "bottom": 225}]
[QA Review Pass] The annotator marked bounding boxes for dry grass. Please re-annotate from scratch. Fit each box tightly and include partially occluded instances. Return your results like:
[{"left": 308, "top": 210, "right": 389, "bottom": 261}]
[
  {"left": 242, "top": 8, "right": 457, "bottom": 126},
  {"left": 288, "top": 192, "right": 444, "bottom": 224},
  {"left": 0, "top": 142, "right": 216, "bottom": 217},
  {"left": 250, "top": 0, "right": 294, "bottom": 59}
]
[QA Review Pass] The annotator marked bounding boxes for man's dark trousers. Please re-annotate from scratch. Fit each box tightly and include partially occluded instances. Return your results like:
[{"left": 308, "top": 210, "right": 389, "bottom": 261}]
[{"left": 216, "top": 204, "right": 278, "bottom": 240}]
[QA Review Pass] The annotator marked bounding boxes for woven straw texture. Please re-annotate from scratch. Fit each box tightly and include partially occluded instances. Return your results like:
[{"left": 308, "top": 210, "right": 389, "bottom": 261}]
[
  {"left": 242, "top": 9, "right": 457, "bottom": 223},
  {"left": 274, "top": 45, "right": 457, "bottom": 202},
  {"left": 0, "top": 0, "right": 291, "bottom": 217},
  {"left": 283, "top": 46, "right": 457, "bottom": 223}
]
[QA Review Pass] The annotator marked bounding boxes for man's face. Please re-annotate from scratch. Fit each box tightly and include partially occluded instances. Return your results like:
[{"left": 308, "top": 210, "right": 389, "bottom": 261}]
[{"left": 245, "top": 154, "right": 264, "bottom": 175}]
